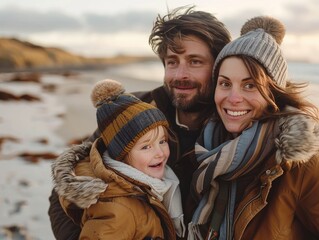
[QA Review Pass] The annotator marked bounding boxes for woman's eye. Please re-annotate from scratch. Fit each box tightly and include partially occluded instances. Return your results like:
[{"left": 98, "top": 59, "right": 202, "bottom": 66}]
[
  {"left": 244, "top": 83, "right": 256, "bottom": 89},
  {"left": 218, "top": 80, "right": 230, "bottom": 88}
]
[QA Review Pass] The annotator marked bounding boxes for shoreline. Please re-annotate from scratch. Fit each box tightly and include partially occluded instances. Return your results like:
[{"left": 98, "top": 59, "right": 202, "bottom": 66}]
[{"left": 54, "top": 71, "right": 162, "bottom": 143}]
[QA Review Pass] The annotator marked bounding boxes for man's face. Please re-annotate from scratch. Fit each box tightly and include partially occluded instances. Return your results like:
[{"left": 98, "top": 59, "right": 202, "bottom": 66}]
[{"left": 163, "top": 35, "right": 214, "bottom": 111}]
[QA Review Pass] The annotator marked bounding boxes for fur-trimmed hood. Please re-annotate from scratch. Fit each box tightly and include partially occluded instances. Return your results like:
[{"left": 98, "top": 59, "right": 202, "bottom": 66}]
[
  {"left": 51, "top": 112, "right": 319, "bottom": 209},
  {"left": 52, "top": 141, "right": 107, "bottom": 208},
  {"left": 51, "top": 140, "right": 147, "bottom": 209},
  {"left": 275, "top": 112, "right": 319, "bottom": 164}
]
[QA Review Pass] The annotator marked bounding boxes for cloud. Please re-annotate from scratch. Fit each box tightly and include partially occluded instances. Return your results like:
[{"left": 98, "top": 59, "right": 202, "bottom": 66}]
[
  {"left": 0, "top": 6, "right": 156, "bottom": 35},
  {"left": 1, "top": 4, "right": 319, "bottom": 37},
  {"left": 0, "top": 6, "right": 82, "bottom": 33},
  {"left": 220, "top": 9, "right": 264, "bottom": 37},
  {"left": 282, "top": 2, "right": 319, "bottom": 35},
  {"left": 1, "top": 3, "right": 318, "bottom": 62},
  {"left": 84, "top": 11, "right": 156, "bottom": 33},
  {"left": 220, "top": 5, "right": 319, "bottom": 38}
]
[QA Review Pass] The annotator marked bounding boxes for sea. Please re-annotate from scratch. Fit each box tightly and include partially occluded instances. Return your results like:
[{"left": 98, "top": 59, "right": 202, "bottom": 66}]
[
  {"left": 287, "top": 61, "right": 319, "bottom": 84},
  {"left": 94, "top": 60, "right": 319, "bottom": 85},
  {"left": 0, "top": 60, "right": 318, "bottom": 86}
]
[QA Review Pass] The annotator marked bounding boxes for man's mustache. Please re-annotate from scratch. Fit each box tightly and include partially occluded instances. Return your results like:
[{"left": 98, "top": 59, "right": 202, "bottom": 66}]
[{"left": 169, "top": 80, "right": 199, "bottom": 88}]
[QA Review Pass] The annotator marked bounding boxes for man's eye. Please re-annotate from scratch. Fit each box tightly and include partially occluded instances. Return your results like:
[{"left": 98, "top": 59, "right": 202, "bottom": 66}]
[
  {"left": 166, "top": 60, "right": 176, "bottom": 66},
  {"left": 191, "top": 59, "right": 202, "bottom": 65}
]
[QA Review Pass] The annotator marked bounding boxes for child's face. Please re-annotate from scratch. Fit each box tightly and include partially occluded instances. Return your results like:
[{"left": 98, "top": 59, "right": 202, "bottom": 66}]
[{"left": 125, "top": 126, "right": 169, "bottom": 179}]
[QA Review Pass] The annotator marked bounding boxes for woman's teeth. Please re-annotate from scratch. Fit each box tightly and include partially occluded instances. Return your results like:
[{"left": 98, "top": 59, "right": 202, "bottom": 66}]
[{"left": 226, "top": 110, "right": 248, "bottom": 116}]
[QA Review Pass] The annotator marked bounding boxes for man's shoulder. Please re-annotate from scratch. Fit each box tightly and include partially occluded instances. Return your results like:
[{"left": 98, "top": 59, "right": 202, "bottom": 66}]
[
  {"left": 132, "top": 90, "right": 152, "bottom": 102},
  {"left": 131, "top": 86, "right": 165, "bottom": 104},
  {"left": 131, "top": 86, "right": 173, "bottom": 121}
]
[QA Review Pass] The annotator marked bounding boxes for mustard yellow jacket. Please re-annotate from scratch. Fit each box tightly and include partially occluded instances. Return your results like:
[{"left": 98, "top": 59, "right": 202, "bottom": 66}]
[{"left": 59, "top": 139, "right": 176, "bottom": 240}]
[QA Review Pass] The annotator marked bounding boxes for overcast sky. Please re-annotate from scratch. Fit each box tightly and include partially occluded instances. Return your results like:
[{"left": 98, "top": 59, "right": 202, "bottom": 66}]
[{"left": 1, "top": 0, "right": 319, "bottom": 62}]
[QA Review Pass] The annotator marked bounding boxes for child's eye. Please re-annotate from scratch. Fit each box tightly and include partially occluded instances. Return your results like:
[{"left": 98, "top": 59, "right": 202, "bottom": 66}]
[
  {"left": 141, "top": 145, "right": 151, "bottom": 150},
  {"left": 159, "top": 139, "right": 167, "bottom": 144}
]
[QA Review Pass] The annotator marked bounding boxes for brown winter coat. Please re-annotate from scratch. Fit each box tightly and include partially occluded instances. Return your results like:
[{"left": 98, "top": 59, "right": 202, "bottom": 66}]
[
  {"left": 233, "top": 154, "right": 319, "bottom": 240},
  {"left": 191, "top": 113, "right": 319, "bottom": 240},
  {"left": 233, "top": 114, "right": 319, "bottom": 240}
]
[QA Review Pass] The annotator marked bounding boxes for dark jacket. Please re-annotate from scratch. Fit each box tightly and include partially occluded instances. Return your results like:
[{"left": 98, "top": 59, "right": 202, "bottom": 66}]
[{"left": 48, "top": 86, "right": 214, "bottom": 240}]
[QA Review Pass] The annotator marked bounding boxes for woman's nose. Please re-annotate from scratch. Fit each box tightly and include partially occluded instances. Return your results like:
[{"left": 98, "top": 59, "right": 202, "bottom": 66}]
[{"left": 228, "top": 88, "right": 243, "bottom": 104}]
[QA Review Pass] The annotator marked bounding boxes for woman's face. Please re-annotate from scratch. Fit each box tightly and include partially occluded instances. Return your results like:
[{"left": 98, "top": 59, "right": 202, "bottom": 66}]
[{"left": 214, "top": 57, "right": 268, "bottom": 135}]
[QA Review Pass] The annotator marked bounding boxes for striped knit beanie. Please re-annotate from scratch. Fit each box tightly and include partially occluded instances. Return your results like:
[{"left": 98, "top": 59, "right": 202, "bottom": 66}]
[
  {"left": 91, "top": 79, "right": 169, "bottom": 161},
  {"left": 214, "top": 16, "right": 288, "bottom": 87}
]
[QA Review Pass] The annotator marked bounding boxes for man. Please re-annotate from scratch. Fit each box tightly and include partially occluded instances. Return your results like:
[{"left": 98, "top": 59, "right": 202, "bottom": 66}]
[{"left": 49, "top": 6, "right": 231, "bottom": 239}]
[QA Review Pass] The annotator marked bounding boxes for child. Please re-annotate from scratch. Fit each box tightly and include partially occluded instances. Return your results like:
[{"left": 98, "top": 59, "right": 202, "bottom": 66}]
[{"left": 52, "top": 79, "right": 185, "bottom": 239}]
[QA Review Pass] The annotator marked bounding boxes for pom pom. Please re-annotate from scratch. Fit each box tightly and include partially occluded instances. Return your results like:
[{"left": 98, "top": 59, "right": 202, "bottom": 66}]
[
  {"left": 240, "top": 16, "right": 285, "bottom": 45},
  {"left": 91, "top": 79, "right": 125, "bottom": 108}
]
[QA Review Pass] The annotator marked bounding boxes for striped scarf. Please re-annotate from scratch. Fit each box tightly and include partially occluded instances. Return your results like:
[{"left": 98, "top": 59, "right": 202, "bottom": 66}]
[{"left": 188, "top": 119, "right": 278, "bottom": 240}]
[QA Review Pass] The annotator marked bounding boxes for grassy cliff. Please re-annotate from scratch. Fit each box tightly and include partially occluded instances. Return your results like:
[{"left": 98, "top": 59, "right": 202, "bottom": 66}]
[{"left": 0, "top": 37, "right": 156, "bottom": 72}]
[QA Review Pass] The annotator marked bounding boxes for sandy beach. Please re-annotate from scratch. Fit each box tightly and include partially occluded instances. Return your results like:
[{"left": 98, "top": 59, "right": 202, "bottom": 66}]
[
  {"left": 0, "top": 67, "right": 161, "bottom": 240},
  {"left": 0, "top": 64, "right": 318, "bottom": 239}
]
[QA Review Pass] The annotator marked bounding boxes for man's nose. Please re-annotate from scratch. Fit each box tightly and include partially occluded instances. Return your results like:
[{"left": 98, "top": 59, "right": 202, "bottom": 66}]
[{"left": 174, "top": 63, "right": 190, "bottom": 79}]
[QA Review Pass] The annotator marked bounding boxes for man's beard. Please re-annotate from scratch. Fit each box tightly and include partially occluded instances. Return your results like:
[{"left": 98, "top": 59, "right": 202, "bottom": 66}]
[{"left": 164, "top": 80, "right": 213, "bottom": 112}]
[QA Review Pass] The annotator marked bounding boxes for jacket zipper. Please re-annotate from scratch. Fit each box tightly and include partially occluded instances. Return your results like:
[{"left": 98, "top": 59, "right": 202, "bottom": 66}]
[
  {"left": 226, "top": 197, "right": 232, "bottom": 240},
  {"left": 233, "top": 184, "right": 264, "bottom": 227}
]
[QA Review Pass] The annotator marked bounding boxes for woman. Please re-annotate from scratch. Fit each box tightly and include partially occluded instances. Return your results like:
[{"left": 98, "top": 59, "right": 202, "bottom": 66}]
[{"left": 188, "top": 16, "right": 319, "bottom": 240}]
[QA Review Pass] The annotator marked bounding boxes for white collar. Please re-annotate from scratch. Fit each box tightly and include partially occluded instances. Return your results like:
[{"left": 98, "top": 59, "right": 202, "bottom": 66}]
[{"left": 175, "top": 109, "right": 189, "bottom": 130}]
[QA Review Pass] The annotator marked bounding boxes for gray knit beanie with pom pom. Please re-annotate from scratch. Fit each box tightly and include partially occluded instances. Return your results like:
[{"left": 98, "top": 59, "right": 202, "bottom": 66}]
[
  {"left": 213, "top": 16, "right": 288, "bottom": 87},
  {"left": 91, "top": 79, "right": 169, "bottom": 161}
]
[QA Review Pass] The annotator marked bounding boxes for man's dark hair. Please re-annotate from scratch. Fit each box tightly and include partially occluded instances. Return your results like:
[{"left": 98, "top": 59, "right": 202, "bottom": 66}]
[{"left": 149, "top": 5, "right": 231, "bottom": 64}]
